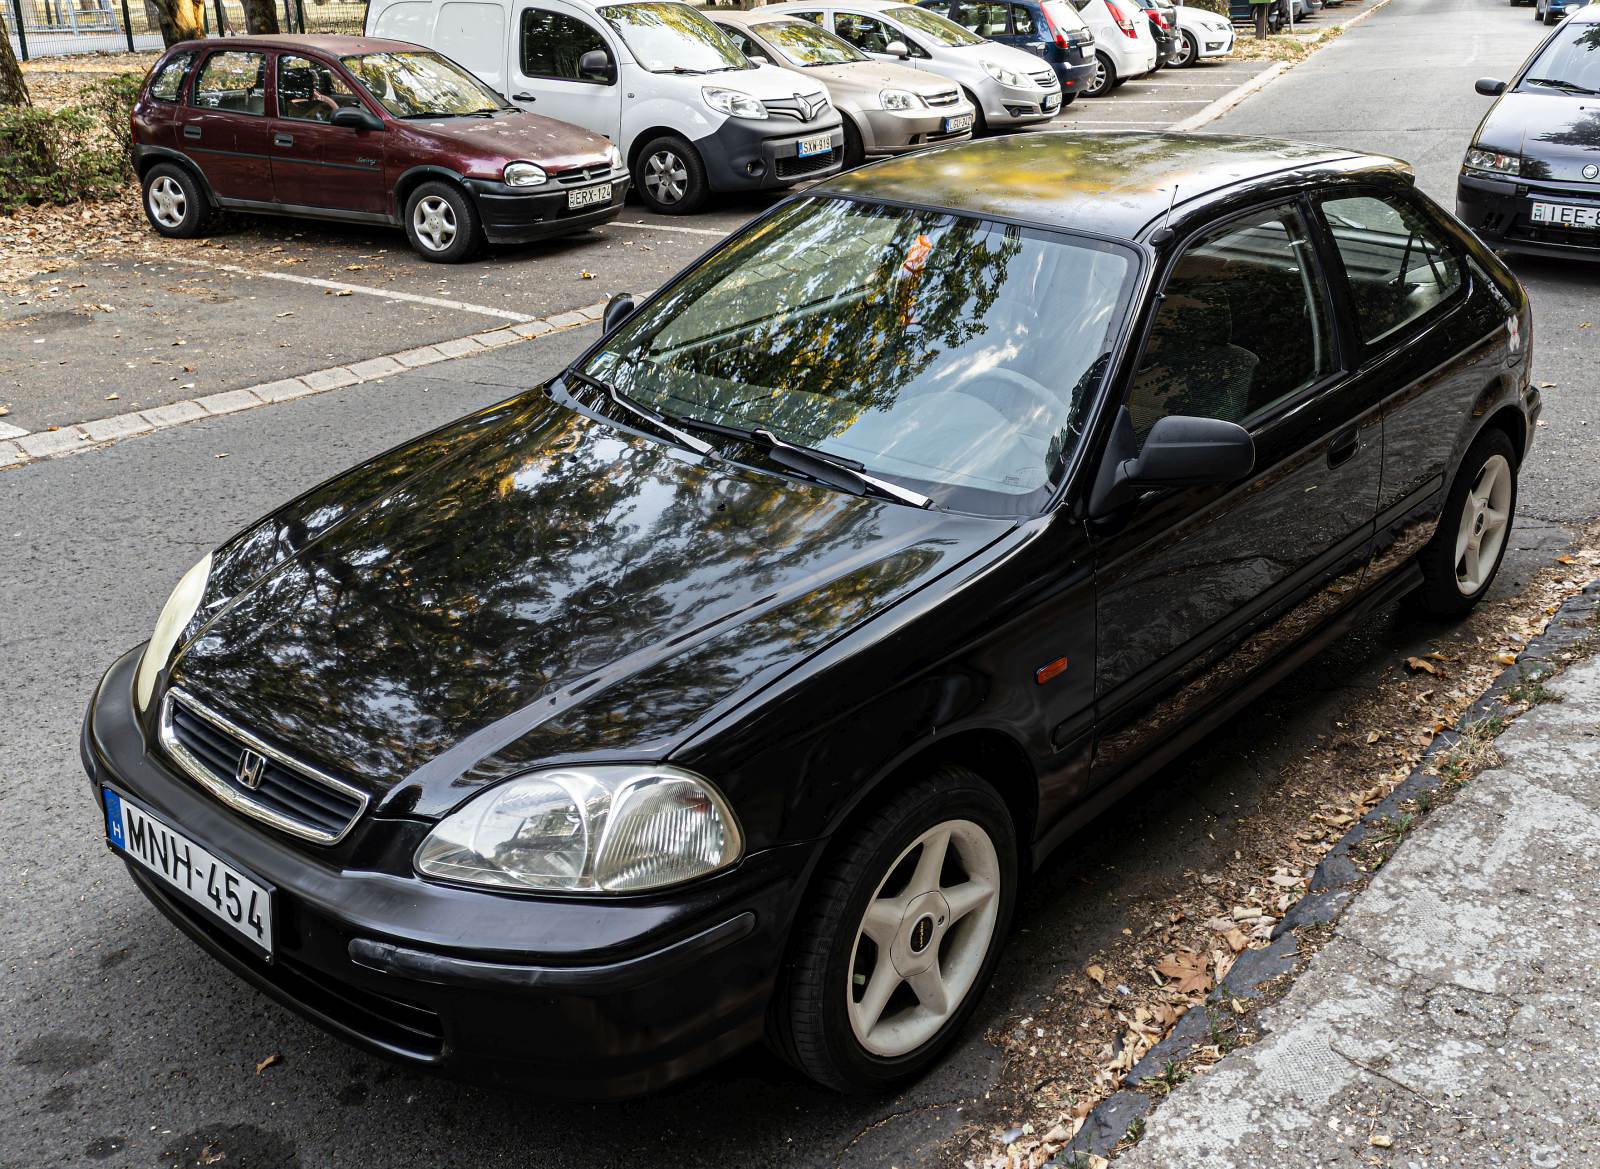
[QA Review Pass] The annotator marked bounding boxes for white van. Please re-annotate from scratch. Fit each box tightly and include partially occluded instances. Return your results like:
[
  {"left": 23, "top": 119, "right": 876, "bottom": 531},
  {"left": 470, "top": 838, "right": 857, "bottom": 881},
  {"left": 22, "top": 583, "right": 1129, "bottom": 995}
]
[{"left": 366, "top": 0, "right": 846, "bottom": 213}]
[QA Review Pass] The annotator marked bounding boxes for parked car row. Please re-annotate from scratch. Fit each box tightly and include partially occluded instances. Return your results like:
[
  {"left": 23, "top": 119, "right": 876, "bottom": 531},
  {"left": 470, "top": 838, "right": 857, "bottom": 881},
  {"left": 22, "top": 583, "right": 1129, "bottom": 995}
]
[{"left": 131, "top": 0, "right": 1242, "bottom": 259}]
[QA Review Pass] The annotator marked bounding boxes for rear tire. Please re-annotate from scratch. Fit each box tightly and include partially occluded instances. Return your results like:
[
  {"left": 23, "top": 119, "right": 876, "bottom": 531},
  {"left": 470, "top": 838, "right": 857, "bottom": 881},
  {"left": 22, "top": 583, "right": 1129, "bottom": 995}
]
[
  {"left": 769, "top": 766, "right": 1017, "bottom": 1092},
  {"left": 633, "top": 134, "right": 709, "bottom": 215},
  {"left": 141, "top": 163, "right": 210, "bottom": 239},
  {"left": 1085, "top": 51, "right": 1117, "bottom": 97},
  {"left": 404, "top": 181, "right": 481, "bottom": 263},
  {"left": 1411, "top": 428, "right": 1518, "bottom": 617}
]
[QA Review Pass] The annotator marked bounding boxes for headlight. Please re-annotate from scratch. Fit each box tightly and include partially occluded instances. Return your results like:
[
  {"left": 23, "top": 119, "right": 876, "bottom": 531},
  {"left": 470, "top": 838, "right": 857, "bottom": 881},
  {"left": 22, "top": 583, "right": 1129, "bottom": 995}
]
[
  {"left": 606, "top": 142, "right": 623, "bottom": 170},
  {"left": 702, "top": 87, "right": 768, "bottom": 120},
  {"left": 880, "top": 87, "right": 918, "bottom": 110},
  {"left": 981, "top": 58, "right": 1025, "bottom": 86},
  {"left": 1465, "top": 147, "right": 1520, "bottom": 176},
  {"left": 415, "top": 764, "right": 743, "bottom": 893},
  {"left": 503, "top": 161, "right": 548, "bottom": 187},
  {"left": 134, "top": 552, "right": 212, "bottom": 713}
]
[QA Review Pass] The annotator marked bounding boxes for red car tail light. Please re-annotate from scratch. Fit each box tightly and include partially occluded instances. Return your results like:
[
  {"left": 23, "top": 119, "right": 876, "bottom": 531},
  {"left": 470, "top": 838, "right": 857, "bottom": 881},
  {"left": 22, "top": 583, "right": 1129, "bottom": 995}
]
[
  {"left": 1148, "top": 8, "right": 1169, "bottom": 28},
  {"left": 1040, "top": 3, "right": 1069, "bottom": 48},
  {"left": 1104, "top": 0, "right": 1139, "bottom": 36}
]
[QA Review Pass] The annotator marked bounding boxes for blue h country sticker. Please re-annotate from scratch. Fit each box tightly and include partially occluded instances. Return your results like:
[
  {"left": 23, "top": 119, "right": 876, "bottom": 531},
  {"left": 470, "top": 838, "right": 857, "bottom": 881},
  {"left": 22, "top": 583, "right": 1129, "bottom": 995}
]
[{"left": 103, "top": 789, "right": 125, "bottom": 850}]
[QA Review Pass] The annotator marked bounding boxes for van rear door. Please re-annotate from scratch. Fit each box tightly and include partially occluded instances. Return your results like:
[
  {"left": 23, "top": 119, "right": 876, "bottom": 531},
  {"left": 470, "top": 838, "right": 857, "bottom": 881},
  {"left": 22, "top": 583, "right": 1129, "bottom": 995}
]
[{"left": 369, "top": 0, "right": 511, "bottom": 94}]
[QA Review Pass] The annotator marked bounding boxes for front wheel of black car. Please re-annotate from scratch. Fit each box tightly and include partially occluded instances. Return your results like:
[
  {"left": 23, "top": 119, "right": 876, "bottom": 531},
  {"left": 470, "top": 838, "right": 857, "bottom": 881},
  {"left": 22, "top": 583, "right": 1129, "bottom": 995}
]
[
  {"left": 1413, "top": 428, "right": 1518, "bottom": 617},
  {"left": 770, "top": 766, "right": 1016, "bottom": 1092},
  {"left": 141, "top": 163, "right": 210, "bottom": 239},
  {"left": 404, "top": 181, "right": 482, "bottom": 263}
]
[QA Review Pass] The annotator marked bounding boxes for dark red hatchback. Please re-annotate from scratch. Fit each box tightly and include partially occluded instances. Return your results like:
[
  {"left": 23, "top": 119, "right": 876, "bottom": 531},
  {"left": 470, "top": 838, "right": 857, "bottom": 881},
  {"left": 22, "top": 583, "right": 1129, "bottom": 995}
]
[{"left": 132, "top": 35, "right": 628, "bottom": 262}]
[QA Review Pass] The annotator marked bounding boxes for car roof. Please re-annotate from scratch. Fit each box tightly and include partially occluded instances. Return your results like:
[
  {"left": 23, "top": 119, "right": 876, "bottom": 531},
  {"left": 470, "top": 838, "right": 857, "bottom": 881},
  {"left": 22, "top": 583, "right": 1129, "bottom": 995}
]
[
  {"left": 1566, "top": 3, "right": 1600, "bottom": 20},
  {"left": 767, "top": 0, "right": 918, "bottom": 10},
  {"left": 811, "top": 131, "right": 1408, "bottom": 240},
  {"left": 717, "top": 8, "right": 806, "bottom": 23},
  {"left": 170, "top": 33, "right": 420, "bottom": 55}
]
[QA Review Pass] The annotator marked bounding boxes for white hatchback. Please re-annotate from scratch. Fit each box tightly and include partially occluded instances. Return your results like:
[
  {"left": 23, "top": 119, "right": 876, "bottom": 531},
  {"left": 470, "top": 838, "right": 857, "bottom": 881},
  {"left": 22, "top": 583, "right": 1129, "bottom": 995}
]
[{"left": 1069, "top": 0, "right": 1159, "bottom": 95}]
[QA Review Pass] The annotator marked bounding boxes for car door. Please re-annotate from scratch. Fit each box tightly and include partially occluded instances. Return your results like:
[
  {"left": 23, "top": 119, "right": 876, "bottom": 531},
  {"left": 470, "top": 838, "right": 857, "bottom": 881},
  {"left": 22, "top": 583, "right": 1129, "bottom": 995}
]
[
  {"left": 180, "top": 49, "right": 273, "bottom": 202},
  {"left": 269, "top": 53, "right": 387, "bottom": 216},
  {"left": 507, "top": 0, "right": 623, "bottom": 135},
  {"left": 1309, "top": 190, "right": 1486, "bottom": 580},
  {"left": 833, "top": 10, "right": 933, "bottom": 67},
  {"left": 1089, "top": 200, "right": 1381, "bottom": 781}
]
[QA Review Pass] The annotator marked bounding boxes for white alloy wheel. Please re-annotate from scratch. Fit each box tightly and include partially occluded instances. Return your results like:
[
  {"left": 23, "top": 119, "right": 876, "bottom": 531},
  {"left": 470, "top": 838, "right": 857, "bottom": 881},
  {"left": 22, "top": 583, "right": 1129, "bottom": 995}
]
[
  {"left": 1455, "top": 452, "right": 1512, "bottom": 595},
  {"left": 148, "top": 175, "right": 187, "bottom": 228},
  {"left": 846, "top": 818, "right": 1001, "bottom": 1058},
  {"left": 644, "top": 149, "right": 690, "bottom": 205},
  {"left": 1174, "top": 29, "right": 1198, "bottom": 66},
  {"left": 412, "top": 195, "right": 458, "bottom": 252}
]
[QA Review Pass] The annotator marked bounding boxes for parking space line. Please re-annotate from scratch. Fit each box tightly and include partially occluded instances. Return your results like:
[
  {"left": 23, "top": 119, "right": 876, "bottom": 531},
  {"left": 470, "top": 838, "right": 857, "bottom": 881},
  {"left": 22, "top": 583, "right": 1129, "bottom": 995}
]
[
  {"left": 1080, "top": 99, "right": 1214, "bottom": 104},
  {"left": 0, "top": 301, "right": 611, "bottom": 473},
  {"left": 164, "top": 256, "right": 536, "bottom": 322},
  {"left": 609, "top": 221, "right": 731, "bottom": 238}
]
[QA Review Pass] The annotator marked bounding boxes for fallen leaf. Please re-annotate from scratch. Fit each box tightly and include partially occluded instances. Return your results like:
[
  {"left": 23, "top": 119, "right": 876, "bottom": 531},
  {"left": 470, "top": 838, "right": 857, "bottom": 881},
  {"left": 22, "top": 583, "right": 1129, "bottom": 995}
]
[
  {"left": 216, "top": 452, "right": 230, "bottom": 460},
  {"left": 579, "top": 270, "right": 596, "bottom": 279},
  {"left": 104, "top": 392, "right": 119, "bottom": 400},
  {"left": 1224, "top": 927, "right": 1248, "bottom": 952},
  {"left": 1369, "top": 1134, "right": 1393, "bottom": 1148},
  {"left": 1497, "top": 652, "right": 1517, "bottom": 666},
  {"left": 1154, "top": 950, "right": 1211, "bottom": 995},
  {"left": 254, "top": 1052, "right": 279, "bottom": 1073},
  {"left": 199, "top": 1143, "right": 225, "bottom": 1165},
  {"left": 1557, "top": 554, "right": 1577, "bottom": 565},
  {"left": 1366, "top": 730, "right": 1382, "bottom": 744},
  {"left": 1086, "top": 964, "right": 1106, "bottom": 986},
  {"left": 1405, "top": 656, "right": 1437, "bottom": 675},
  {"left": 334, "top": 288, "right": 352, "bottom": 297}
]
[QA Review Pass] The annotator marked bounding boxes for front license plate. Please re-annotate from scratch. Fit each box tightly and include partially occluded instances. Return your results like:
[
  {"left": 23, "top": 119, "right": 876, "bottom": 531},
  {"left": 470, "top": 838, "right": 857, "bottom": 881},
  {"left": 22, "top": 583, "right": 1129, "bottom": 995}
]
[
  {"left": 103, "top": 788, "right": 273, "bottom": 959},
  {"left": 797, "top": 134, "right": 832, "bottom": 158},
  {"left": 944, "top": 113, "right": 974, "bottom": 133},
  {"left": 1530, "top": 201, "right": 1600, "bottom": 229},
  {"left": 567, "top": 182, "right": 612, "bottom": 210},
  {"left": 1043, "top": 93, "right": 1061, "bottom": 112}
]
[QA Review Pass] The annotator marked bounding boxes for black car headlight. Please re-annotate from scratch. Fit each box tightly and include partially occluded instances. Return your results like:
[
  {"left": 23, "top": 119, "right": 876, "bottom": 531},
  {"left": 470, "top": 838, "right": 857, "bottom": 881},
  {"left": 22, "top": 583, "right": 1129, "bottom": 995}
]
[
  {"left": 415, "top": 765, "right": 743, "bottom": 893},
  {"left": 1465, "top": 147, "right": 1521, "bottom": 176}
]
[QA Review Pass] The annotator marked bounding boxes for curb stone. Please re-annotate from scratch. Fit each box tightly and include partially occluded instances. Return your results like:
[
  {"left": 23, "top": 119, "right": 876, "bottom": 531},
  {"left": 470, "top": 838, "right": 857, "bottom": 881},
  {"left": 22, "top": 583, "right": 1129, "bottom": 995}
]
[{"left": 1051, "top": 581, "right": 1600, "bottom": 1165}]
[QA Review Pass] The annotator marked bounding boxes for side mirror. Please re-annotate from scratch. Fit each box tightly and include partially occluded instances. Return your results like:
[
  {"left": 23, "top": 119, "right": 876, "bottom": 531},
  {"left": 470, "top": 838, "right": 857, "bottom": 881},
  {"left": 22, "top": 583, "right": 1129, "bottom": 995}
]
[
  {"left": 331, "top": 106, "right": 383, "bottom": 131},
  {"left": 603, "top": 292, "right": 636, "bottom": 335},
  {"left": 748, "top": 54, "right": 772, "bottom": 65},
  {"left": 1089, "top": 408, "right": 1254, "bottom": 517},
  {"left": 1475, "top": 77, "right": 1507, "bottom": 97},
  {"left": 578, "top": 49, "right": 616, "bottom": 83},
  {"left": 885, "top": 38, "right": 911, "bottom": 56}
]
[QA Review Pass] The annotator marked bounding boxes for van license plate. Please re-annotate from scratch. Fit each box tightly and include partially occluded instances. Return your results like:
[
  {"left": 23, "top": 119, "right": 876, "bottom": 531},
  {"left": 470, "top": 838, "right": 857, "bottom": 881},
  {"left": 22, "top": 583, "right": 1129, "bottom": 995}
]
[
  {"left": 944, "top": 114, "right": 974, "bottom": 133},
  {"left": 103, "top": 788, "right": 274, "bottom": 959},
  {"left": 797, "top": 134, "right": 832, "bottom": 158},
  {"left": 1530, "top": 202, "right": 1600, "bottom": 229},
  {"left": 568, "top": 183, "right": 612, "bottom": 210}
]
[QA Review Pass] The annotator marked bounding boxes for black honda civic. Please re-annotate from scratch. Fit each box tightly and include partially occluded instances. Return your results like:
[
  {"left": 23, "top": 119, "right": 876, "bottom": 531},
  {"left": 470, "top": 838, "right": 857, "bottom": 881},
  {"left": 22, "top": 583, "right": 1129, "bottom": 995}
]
[
  {"left": 1456, "top": 4, "right": 1600, "bottom": 258},
  {"left": 83, "top": 131, "right": 1537, "bottom": 1099}
]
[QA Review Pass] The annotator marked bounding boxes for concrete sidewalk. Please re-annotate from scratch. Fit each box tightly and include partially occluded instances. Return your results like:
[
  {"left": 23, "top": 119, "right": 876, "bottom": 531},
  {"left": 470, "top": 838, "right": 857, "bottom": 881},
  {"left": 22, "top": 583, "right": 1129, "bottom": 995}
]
[{"left": 1119, "top": 651, "right": 1600, "bottom": 1168}]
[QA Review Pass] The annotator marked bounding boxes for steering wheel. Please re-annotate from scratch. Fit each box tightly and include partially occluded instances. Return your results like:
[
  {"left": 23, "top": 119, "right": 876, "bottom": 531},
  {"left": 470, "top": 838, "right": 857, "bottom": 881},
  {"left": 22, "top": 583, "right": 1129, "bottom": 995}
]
[{"left": 955, "top": 366, "right": 1060, "bottom": 424}]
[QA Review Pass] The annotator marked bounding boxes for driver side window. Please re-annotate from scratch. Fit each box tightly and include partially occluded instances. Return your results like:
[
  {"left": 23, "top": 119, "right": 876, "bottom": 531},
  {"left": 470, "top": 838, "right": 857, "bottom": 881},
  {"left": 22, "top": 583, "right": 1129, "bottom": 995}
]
[
  {"left": 276, "top": 56, "right": 360, "bottom": 123},
  {"left": 834, "top": 12, "right": 897, "bottom": 51},
  {"left": 520, "top": 8, "right": 613, "bottom": 82},
  {"left": 1127, "top": 205, "right": 1334, "bottom": 447}
]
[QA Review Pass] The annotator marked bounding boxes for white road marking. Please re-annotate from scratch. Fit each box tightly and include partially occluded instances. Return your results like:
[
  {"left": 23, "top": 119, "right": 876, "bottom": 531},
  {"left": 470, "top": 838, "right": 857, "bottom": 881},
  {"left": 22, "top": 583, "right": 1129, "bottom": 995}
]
[
  {"left": 163, "top": 256, "right": 535, "bottom": 322},
  {"left": 1069, "top": 98, "right": 1215, "bottom": 104},
  {"left": 609, "top": 220, "right": 731, "bottom": 238}
]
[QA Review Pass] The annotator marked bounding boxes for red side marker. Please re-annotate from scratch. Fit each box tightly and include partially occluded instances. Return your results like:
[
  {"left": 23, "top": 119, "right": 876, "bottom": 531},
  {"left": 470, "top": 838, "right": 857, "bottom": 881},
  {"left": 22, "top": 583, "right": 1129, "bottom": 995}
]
[{"left": 1035, "top": 657, "right": 1069, "bottom": 685}]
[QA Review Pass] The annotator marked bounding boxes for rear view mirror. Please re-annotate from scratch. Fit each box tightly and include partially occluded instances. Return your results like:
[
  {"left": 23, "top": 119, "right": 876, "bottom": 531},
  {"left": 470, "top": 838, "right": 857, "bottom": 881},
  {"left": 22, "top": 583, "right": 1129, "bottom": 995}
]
[
  {"left": 604, "top": 293, "right": 637, "bottom": 335},
  {"left": 331, "top": 106, "right": 383, "bottom": 131},
  {"left": 579, "top": 49, "right": 616, "bottom": 83},
  {"left": 1089, "top": 408, "right": 1255, "bottom": 517},
  {"left": 885, "top": 39, "right": 911, "bottom": 56},
  {"left": 1475, "top": 77, "right": 1507, "bottom": 97}
]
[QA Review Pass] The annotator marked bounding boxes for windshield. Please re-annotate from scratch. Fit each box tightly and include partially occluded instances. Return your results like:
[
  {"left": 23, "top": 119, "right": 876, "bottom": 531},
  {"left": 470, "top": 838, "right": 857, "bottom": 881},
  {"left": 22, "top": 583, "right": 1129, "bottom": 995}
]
[
  {"left": 581, "top": 197, "right": 1136, "bottom": 514},
  {"left": 341, "top": 51, "right": 503, "bottom": 116},
  {"left": 887, "top": 5, "right": 988, "bottom": 45},
  {"left": 754, "top": 18, "right": 869, "bottom": 65},
  {"left": 1519, "top": 19, "right": 1600, "bottom": 93},
  {"left": 597, "top": 2, "right": 751, "bottom": 73}
]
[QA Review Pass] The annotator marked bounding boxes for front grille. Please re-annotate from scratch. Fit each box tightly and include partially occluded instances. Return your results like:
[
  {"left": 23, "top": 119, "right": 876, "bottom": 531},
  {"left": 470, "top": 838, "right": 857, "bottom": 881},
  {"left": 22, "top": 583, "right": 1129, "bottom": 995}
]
[
  {"left": 160, "top": 688, "right": 368, "bottom": 845},
  {"left": 924, "top": 88, "right": 961, "bottom": 107},
  {"left": 765, "top": 94, "right": 829, "bottom": 122},
  {"left": 776, "top": 148, "right": 840, "bottom": 179},
  {"left": 1028, "top": 68, "right": 1057, "bottom": 88},
  {"left": 552, "top": 163, "right": 612, "bottom": 186}
]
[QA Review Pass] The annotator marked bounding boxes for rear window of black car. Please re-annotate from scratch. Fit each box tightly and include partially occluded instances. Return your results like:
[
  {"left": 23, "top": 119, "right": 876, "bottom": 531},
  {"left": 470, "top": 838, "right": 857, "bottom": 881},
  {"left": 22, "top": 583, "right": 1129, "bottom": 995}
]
[
  {"left": 1519, "top": 19, "right": 1600, "bottom": 94},
  {"left": 148, "top": 51, "right": 195, "bottom": 101}
]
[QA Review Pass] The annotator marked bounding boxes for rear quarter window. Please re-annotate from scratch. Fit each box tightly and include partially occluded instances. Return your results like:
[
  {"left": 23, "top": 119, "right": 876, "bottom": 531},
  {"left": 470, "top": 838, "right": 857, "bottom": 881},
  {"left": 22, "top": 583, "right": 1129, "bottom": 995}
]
[
  {"left": 1320, "top": 194, "right": 1464, "bottom": 348},
  {"left": 148, "top": 51, "right": 196, "bottom": 101}
]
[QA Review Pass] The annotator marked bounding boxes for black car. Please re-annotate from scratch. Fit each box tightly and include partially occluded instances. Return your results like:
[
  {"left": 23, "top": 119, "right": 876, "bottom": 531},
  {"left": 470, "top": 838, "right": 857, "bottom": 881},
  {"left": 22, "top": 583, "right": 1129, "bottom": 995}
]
[
  {"left": 84, "top": 132, "right": 1537, "bottom": 1099},
  {"left": 1125, "top": 0, "right": 1180, "bottom": 65},
  {"left": 1457, "top": 5, "right": 1600, "bottom": 258}
]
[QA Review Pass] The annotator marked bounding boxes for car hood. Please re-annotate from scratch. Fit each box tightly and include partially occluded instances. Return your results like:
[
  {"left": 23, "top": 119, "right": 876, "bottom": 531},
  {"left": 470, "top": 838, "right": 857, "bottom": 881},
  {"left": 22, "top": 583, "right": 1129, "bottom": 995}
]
[
  {"left": 778, "top": 57, "right": 959, "bottom": 96},
  {"left": 1475, "top": 91, "right": 1600, "bottom": 181},
  {"left": 951, "top": 39, "right": 1057, "bottom": 80},
  {"left": 398, "top": 110, "right": 615, "bottom": 171},
  {"left": 169, "top": 389, "right": 1007, "bottom": 818}
]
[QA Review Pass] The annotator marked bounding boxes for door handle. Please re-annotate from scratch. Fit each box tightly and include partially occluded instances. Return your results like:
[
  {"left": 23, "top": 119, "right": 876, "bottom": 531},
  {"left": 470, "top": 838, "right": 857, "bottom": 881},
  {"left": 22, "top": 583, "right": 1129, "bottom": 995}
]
[
  {"left": 1326, "top": 428, "right": 1360, "bottom": 468},
  {"left": 183, "top": 124, "right": 201, "bottom": 139},
  {"left": 274, "top": 132, "right": 294, "bottom": 147},
  {"left": 511, "top": 92, "right": 537, "bottom": 102}
]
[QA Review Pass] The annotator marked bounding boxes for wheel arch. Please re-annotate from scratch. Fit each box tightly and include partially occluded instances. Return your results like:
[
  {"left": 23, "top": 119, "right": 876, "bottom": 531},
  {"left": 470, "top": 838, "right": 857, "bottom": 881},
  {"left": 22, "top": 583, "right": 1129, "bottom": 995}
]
[
  {"left": 136, "top": 148, "right": 217, "bottom": 205},
  {"left": 626, "top": 127, "right": 695, "bottom": 172},
  {"left": 393, "top": 164, "right": 470, "bottom": 219}
]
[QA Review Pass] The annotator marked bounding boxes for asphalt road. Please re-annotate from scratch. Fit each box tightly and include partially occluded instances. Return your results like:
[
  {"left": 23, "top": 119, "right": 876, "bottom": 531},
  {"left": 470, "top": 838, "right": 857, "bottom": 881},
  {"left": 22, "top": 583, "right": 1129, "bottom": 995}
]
[{"left": 3, "top": 2, "right": 1595, "bottom": 1167}]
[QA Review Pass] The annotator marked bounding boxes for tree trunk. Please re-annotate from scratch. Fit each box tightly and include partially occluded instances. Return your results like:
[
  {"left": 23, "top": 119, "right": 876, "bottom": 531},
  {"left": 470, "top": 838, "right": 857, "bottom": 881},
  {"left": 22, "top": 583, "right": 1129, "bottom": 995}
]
[
  {"left": 151, "top": 0, "right": 205, "bottom": 44},
  {"left": 0, "top": 13, "right": 28, "bottom": 106},
  {"left": 241, "top": 0, "right": 279, "bottom": 33}
]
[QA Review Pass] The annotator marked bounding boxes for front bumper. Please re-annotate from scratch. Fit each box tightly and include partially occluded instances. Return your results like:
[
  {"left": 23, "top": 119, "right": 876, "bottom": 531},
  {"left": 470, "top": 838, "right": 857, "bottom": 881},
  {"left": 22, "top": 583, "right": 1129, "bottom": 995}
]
[
  {"left": 81, "top": 647, "right": 814, "bottom": 1098},
  {"left": 1193, "top": 24, "right": 1235, "bottom": 55},
  {"left": 857, "top": 102, "right": 977, "bottom": 154},
  {"left": 977, "top": 77, "right": 1063, "bottom": 126},
  {"left": 465, "top": 171, "right": 629, "bottom": 245},
  {"left": 695, "top": 115, "right": 845, "bottom": 192},
  {"left": 1456, "top": 169, "right": 1600, "bottom": 261}
]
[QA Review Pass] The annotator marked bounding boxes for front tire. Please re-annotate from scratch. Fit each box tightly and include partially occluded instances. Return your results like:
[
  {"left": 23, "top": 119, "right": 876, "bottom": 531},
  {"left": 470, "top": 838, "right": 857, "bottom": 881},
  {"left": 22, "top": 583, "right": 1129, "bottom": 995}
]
[
  {"left": 1085, "top": 51, "right": 1117, "bottom": 97},
  {"left": 1175, "top": 29, "right": 1200, "bottom": 66},
  {"left": 769, "top": 766, "right": 1017, "bottom": 1092},
  {"left": 404, "top": 181, "right": 481, "bottom": 263},
  {"left": 841, "top": 117, "right": 867, "bottom": 169},
  {"left": 141, "top": 163, "right": 210, "bottom": 239},
  {"left": 633, "top": 134, "right": 709, "bottom": 215},
  {"left": 960, "top": 88, "right": 989, "bottom": 136},
  {"left": 1411, "top": 429, "right": 1518, "bottom": 617}
]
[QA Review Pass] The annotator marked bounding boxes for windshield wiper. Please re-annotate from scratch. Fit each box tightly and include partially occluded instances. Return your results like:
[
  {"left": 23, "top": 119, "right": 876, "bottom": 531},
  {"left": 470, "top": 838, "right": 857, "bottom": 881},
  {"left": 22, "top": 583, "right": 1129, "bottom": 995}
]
[
  {"left": 678, "top": 417, "right": 933, "bottom": 508},
  {"left": 1525, "top": 77, "right": 1600, "bottom": 94},
  {"left": 398, "top": 110, "right": 459, "bottom": 118},
  {"left": 563, "top": 368, "right": 712, "bottom": 456}
]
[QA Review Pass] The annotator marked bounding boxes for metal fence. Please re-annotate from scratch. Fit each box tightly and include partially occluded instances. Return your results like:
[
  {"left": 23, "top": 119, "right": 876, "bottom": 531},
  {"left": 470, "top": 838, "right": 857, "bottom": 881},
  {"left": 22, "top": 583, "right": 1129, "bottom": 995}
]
[{"left": 6, "top": 0, "right": 370, "bottom": 59}]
